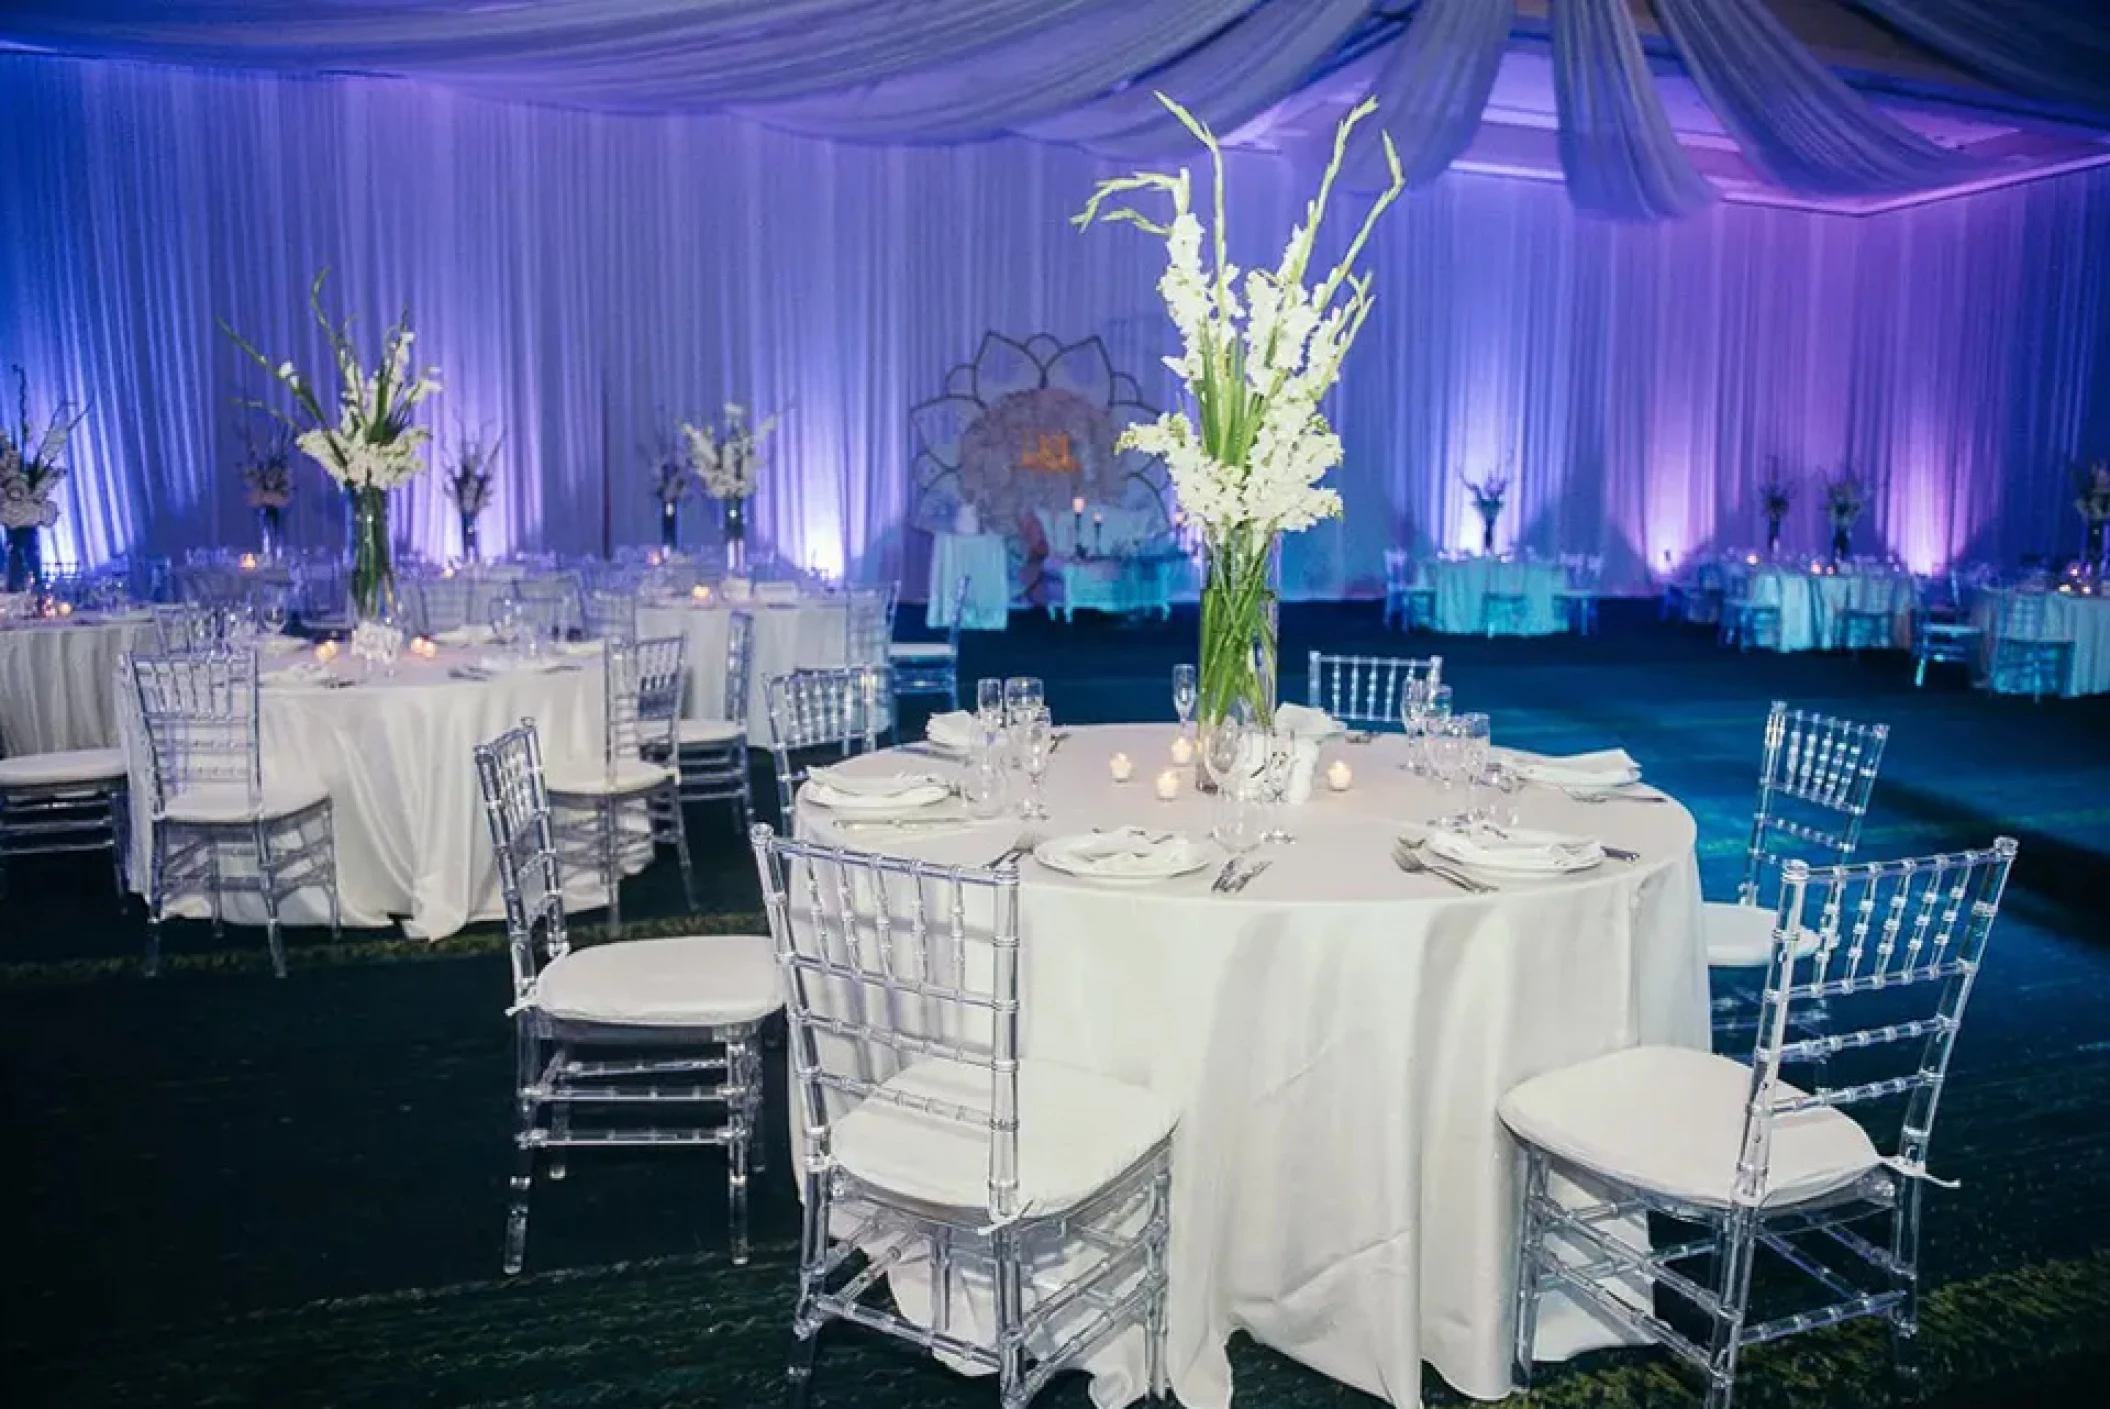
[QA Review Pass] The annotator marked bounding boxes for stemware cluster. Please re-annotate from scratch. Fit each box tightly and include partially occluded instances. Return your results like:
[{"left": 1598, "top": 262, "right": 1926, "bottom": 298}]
[{"left": 967, "top": 675, "right": 1053, "bottom": 821}]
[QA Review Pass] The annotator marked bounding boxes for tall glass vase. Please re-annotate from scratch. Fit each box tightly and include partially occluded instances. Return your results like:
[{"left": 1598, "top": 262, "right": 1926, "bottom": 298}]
[
  {"left": 1195, "top": 528, "right": 1279, "bottom": 791},
  {"left": 2087, "top": 519, "right": 2106, "bottom": 580},
  {"left": 460, "top": 511, "right": 481, "bottom": 564},
  {"left": 1479, "top": 510, "right": 1499, "bottom": 555},
  {"left": 1831, "top": 523, "right": 1851, "bottom": 565},
  {"left": 348, "top": 486, "right": 395, "bottom": 622},
  {"left": 724, "top": 497, "right": 747, "bottom": 574},
  {"left": 257, "top": 505, "right": 284, "bottom": 560},
  {"left": 660, "top": 501, "right": 679, "bottom": 553},
  {"left": 1766, "top": 516, "right": 1783, "bottom": 560},
  {"left": 4, "top": 525, "right": 43, "bottom": 593}
]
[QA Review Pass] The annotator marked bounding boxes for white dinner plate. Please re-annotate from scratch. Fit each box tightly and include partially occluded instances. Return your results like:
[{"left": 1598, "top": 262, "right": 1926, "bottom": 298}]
[
  {"left": 1032, "top": 830, "right": 1214, "bottom": 881},
  {"left": 1420, "top": 826, "right": 1605, "bottom": 875}
]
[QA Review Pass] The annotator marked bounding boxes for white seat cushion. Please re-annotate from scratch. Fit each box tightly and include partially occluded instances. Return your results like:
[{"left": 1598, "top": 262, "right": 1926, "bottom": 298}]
[
  {"left": 545, "top": 758, "right": 676, "bottom": 797},
  {"left": 1499, "top": 1046, "right": 1879, "bottom": 1210},
  {"left": 1702, "top": 900, "right": 1826, "bottom": 969},
  {"left": 676, "top": 717, "right": 745, "bottom": 747},
  {"left": 0, "top": 748, "right": 127, "bottom": 787},
  {"left": 532, "top": 933, "right": 782, "bottom": 1027},
  {"left": 887, "top": 642, "right": 956, "bottom": 661},
  {"left": 833, "top": 1056, "right": 1177, "bottom": 1215},
  {"left": 162, "top": 779, "right": 329, "bottom": 825}
]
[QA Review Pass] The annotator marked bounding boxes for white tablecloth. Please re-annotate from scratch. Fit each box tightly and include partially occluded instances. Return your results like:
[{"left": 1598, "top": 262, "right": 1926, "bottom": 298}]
[
  {"left": 1756, "top": 569, "right": 1914, "bottom": 652},
  {"left": 1974, "top": 588, "right": 2110, "bottom": 696},
  {"left": 1426, "top": 559, "right": 1566, "bottom": 636},
  {"left": 0, "top": 613, "right": 158, "bottom": 754},
  {"left": 122, "top": 650, "right": 604, "bottom": 937},
  {"left": 1044, "top": 555, "right": 1181, "bottom": 621},
  {"left": 637, "top": 597, "right": 849, "bottom": 744},
  {"left": 926, "top": 532, "right": 1011, "bottom": 630},
  {"left": 796, "top": 723, "right": 1707, "bottom": 1409}
]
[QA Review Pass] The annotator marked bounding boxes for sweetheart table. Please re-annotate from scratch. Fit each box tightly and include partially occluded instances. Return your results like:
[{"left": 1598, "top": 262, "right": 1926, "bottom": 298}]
[{"left": 794, "top": 722, "right": 1708, "bottom": 1409}]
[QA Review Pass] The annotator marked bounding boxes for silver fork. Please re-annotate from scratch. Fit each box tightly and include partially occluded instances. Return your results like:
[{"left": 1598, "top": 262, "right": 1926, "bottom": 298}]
[
  {"left": 988, "top": 830, "right": 1040, "bottom": 868},
  {"left": 1393, "top": 844, "right": 1494, "bottom": 894},
  {"left": 1228, "top": 859, "right": 1272, "bottom": 893}
]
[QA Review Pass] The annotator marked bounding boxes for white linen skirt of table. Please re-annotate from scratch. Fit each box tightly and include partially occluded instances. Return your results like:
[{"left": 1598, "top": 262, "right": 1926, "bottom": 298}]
[
  {"left": 796, "top": 723, "right": 1707, "bottom": 1409},
  {"left": 1973, "top": 589, "right": 2110, "bottom": 696},
  {"left": 926, "top": 532, "right": 1011, "bottom": 630},
  {"left": 1426, "top": 559, "right": 1565, "bottom": 636},
  {"left": 1769, "top": 572, "right": 1914, "bottom": 652},
  {"left": 0, "top": 614, "right": 158, "bottom": 754},
  {"left": 121, "top": 653, "right": 605, "bottom": 937},
  {"left": 637, "top": 599, "right": 849, "bottom": 743}
]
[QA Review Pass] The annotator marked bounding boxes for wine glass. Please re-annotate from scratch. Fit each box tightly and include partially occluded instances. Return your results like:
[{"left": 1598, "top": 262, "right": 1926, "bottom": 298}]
[
  {"left": 976, "top": 677, "right": 1005, "bottom": 726},
  {"left": 1424, "top": 717, "right": 1472, "bottom": 822},
  {"left": 490, "top": 597, "right": 519, "bottom": 659},
  {"left": 1451, "top": 712, "right": 1492, "bottom": 823},
  {"left": 1013, "top": 708, "right": 1053, "bottom": 820},
  {"left": 961, "top": 731, "right": 1012, "bottom": 821},
  {"left": 1172, "top": 664, "right": 1198, "bottom": 733},
  {"left": 259, "top": 589, "right": 289, "bottom": 638},
  {"left": 1003, "top": 676, "right": 1045, "bottom": 724},
  {"left": 1259, "top": 728, "right": 1298, "bottom": 843}
]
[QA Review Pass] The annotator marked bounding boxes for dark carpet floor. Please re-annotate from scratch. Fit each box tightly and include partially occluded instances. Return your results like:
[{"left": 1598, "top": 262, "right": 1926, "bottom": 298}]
[{"left": 6, "top": 600, "right": 2110, "bottom": 1407}]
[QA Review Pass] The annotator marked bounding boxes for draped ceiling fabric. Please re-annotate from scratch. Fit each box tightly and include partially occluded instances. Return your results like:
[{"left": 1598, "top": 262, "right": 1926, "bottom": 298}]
[
  {"left": 1552, "top": 0, "right": 1718, "bottom": 219},
  {"left": 6, "top": 58, "right": 2108, "bottom": 597}
]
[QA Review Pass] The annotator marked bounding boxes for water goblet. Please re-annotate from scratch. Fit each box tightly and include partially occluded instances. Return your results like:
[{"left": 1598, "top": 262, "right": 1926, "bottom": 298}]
[
  {"left": 259, "top": 591, "right": 289, "bottom": 638},
  {"left": 1450, "top": 712, "right": 1492, "bottom": 822},
  {"left": 1259, "top": 728, "right": 1298, "bottom": 843},
  {"left": 961, "top": 734, "right": 1012, "bottom": 821},
  {"left": 1013, "top": 708, "right": 1053, "bottom": 820},
  {"left": 976, "top": 677, "right": 1005, "bottom": 726},
  {"left": 1424, "top": 717, "right": 1472, "bottom": 822},
  {"left": 1172, "top": 664, "right": 1198, "bottom": 733}
]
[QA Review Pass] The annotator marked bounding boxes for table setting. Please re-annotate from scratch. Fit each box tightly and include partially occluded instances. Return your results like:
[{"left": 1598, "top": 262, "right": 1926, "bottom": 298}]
[{"left": 790, "top": 677, "right": 1709, "bottom": 1409}]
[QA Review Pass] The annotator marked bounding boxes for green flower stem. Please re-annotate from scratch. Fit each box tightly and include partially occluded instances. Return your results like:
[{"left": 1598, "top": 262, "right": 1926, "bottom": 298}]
[
  {"left": 1199, "top": 527, "right": 1278, "bottom": 730},
  {"left": 349, "top": 487, "right": 395, "bottom": 622}
]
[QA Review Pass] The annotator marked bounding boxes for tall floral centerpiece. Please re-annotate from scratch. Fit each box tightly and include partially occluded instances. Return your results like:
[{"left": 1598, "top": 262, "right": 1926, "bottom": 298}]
[
  {"left": 0, "top": 366, "right": 86, "bottom": 593},
  {"left": 240, "top": 428, "right": 294, "bottom": 560},
  {"left": 1823, "top": 471, "right": 1866, "bottom": 564},
  {"left": 1464, "top": 473, "right": 1509, "bottom": 555},
  {"left": 444, "top": 427, "right": 501, "bottom": 563},
  {"left": 226, "top": 272, "right": 440, "bottom": 621},
  {"left": 682, "top": 403, "right": 778, "bottom": 574},
  {"left": 1759, "top": 461, "right": 1795, "bottom": 559},
  {"left": 2073, "top": 461, "right": 2110, "bottom": 576},
  {"left": 1076, "top": 95, "right": 1402, "bottom": 748},
  {"left": 650, "top": 453, "right": 692, "bottom": 553}
]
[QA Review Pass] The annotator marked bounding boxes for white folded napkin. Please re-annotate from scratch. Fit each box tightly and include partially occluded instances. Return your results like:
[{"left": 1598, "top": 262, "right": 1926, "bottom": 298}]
[
  {"left": 1274, "top": 703, "right": 1344, "bottom": 738},
  {"left": 436, "top": 624, "right": 496, "bottom": 647},
  {"left": 1415, "top": 824, "right": 1604, "bottom": 874},
  {"left": 806, "top": 765, "right": 948, "bottom": 798},
  {"left": 1035, "top": 827, "right": 1199, "bottom": 878},
  {"left": 1507, "top": 748, "right": 1642, "bottom": 789},
  {"left": 557, "top": 639, "right": 603, "bottom": 657},
  {"left": 925, "top": 710, "right": 980, "bottom": 752},
  {"left": 474, "top": 654, "right": 559, "bottom": 675},
  {"left": 803, "top": 766, "right": 952, "bottom": 813},
  {"left": 257, "top": 634, "right": 309, "bottom": 656},
  {"left": 263, "top": 661, "right": 337, "bottom": 687},
  {"left": 721, "top": 578, "right": 754, "bottom": 601},
  {"left": 756, "top": 581, "right": 802, "bottom": 602}
]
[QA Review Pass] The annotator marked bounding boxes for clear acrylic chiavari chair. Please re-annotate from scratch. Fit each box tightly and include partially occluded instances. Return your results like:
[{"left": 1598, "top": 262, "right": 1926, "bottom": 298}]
[
  {"left": 766, "top": 665, "right": 894, "bottom": 825},
  {"left": 128, "top": 649, "right": 339, "bottom": 977},
  {"left": 1480, "top": 559, "right": 1532, "bottom": 637},
  {"left": 751, "top": 827, "right": 1176, "bottom": 1409},
  {"left": 475, "top": 720, "right": 780, "bottom": 1274},
  {"left": 1983, "top": 588, "right": 2073, "bottom": 701},
  {"left": 888, "top": 574, "right": 970, "bottom": 711},
  {"left": 413, "top": 574, "right": 474, "bottom": 636},
  {"left": 152, "top": 602, "right": 227, "bottom": 653},
  {"left": 664, "top": 609, "right": 756, "bottom": 831},
  {"left": 1306, "top": 651, "right": 1443, "bottom": 731},
  {"left": 845, "top": 584, "right": 898, "bottom": 667},
  {"left": 583, "top": 587, "right": 641, "bottom": 642},
  {"left": 1705, "top": 701, "right": 1890, "bottom": 974},
  {"left": 0, "top": 735, "right": 129, "bottom": 904},
  {"left": 545, "top": 635, "right": 696, "bottom": 931},
  {"left": 1835, "top": 570, "right": 1902, "bottom": 654},
  {"left": 1504, "top": 838, "right": 2019, "bottom": 1409}
]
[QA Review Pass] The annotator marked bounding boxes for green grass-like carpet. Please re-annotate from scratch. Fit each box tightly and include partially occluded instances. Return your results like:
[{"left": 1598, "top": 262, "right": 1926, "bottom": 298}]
[{"left": 6, "top": 601, "right": 2110, "bottom": 1407}]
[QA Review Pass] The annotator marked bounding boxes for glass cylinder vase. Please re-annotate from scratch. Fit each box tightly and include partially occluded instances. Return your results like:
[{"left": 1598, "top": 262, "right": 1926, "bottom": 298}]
[
  {"left": 660, "top": 501, "right": 679, "bottom": 552},
  {"left": 1194, "top": 528, "right": 1279, "bottom": 792},
  {"left": 1831, "top": 524, "right": 1851, "bottom": 565},
  {"left": 4, "top": 525, "right": 43, "bottom": 594},
  {"left": 257, "top": 505, "right": 284, "bottom": 560},
  {"left": 725, "top": 497, "right": 747, "bottom": 574},
  {"left": 348, "top": 486, "right": 395, "bottom": 622},
  {"left": 460, "top": 511, "right": 481, "bottom": 564},
  {"left": 2088, "top": 520, "right": 2106, "bottom": 580},
  {"left": 1480, "top": 511, "right": 1499, "bottom": 556}
]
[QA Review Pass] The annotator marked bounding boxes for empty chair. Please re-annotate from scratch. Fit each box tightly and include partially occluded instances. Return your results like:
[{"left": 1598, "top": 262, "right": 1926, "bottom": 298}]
[
  {"left": 765, "top": 665, "right": 892, "bottom": 823},
  {"left": 1982, "top": 588, "right": 2073, "bottom": 701},
  {"left": 475, "top": 720, "right": 780, "bottom": 1274},
  {"left": 889, "top": 574, "right": 968, "bottom": 711},
  {"left": 1306, "top": 651, "right": 1443, "bottom": 731},
  {"left": 1553, "top": 553, "right": 1604, "bottom": 635},
  {"left": 1719, "top": 569, "right": 1783, "bottom": 652},
  {"left": 0, "top": 745, "right": 128, "bottom": 903},
  {"left": 1909, "top": 571, "right": 1983, "bottom": 688},
  {"left": 1835, "top": 571, "right": 1901, "bottom": 653},
  {"left": 845, "top": 584, "right": 898, "bottom": 667},
  {"left": 582, "top": 587, "right": 640, "bottom": 642},
  {"left": 663, "top": 610, "right": 756, "bottom": 831},
  {"left": 546, "top": 636, "right": 695, "bottom": 931},
  {"left": 152, "top": 602, "right": 226, "bottom": 653},
  {"left": 413, "top": 574, "right": 475, "bottom": 636},
  {"left": 1504, "top": 837, "right": 2018, "bottom": 1409},
  {"left": 752, "top": 826, "right": 1175, "bottom": 1409},
  {"left": 1480, "top": 560, "right": 1531, "bottom": 637},
  {"left": 1704, "top": 701, "right": 1889, "bottom": 976},
  {"left": 129, "top": 649, "right": 340, "bottom": 977}
]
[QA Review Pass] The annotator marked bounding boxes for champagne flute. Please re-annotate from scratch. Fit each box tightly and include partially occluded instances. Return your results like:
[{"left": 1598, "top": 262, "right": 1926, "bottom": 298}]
[
  {"left": 976, "top": 677, "right": 1005, "bottom": 726},
  {"left": 1260, "top": 728, "right": 1297, "bottom": 843},
  {"left": 1451, "top": 712, "right": 1492, "bottom": 824},
  {"left": 1172, "top": 664, "right": 1198, "bottom": 733},
  {"left": 1014, "top": 708, "right": 1053, "bottom": 820}
]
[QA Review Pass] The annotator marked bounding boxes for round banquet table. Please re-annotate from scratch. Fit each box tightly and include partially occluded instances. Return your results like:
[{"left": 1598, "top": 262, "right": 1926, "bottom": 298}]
[
  {"left": 794, "top": 722, "right": 1708, "bottom": 1409},
  {"left": 1425, "top": 558, "right": 1566, "bottom": 636},
  {"left": 0, "top": 611, "right": 158, "bottom": 754},
  {"left": 1973, "top": 588, "right": 2110, "bottom": 696},
  {"left": 121, "top": 648, "right": 605, "bottom": 938},
  {"left": 1753, "top": 568, "right": 1914, "bottom": 652},
  {"left": 638, "top": 596, "right": 849, "bottom": 743}
]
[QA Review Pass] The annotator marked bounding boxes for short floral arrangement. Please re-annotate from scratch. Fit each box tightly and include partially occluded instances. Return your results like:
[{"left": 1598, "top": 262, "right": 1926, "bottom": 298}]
[
  {"left": 1760, "top": 462, "right": 1795, "bottom": 521},
  {"left": 445, "top": 428, "right": 502, "bottom": 518},
  {"left": 2073, "top": 462, "right": 2110, "bottom": 525},
  {"left": 0, "top": 364, "right": 86, "bottom": 531},
  {"left": 1465, "top": 474, "right": 1509, "bottom": 519},
  {"left": 681, "top": 403, "right": 779, "bottom": 501},
  {"left": 241, "top": 429, "right": 295, "bottom": 509}
]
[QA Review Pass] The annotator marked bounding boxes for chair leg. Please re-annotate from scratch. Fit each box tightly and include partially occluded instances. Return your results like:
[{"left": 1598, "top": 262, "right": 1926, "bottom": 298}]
[
  {"left": 504, "top": 1020, "right": 540, "bottom": 1275},
  {"left": 1509, "top": 1148, "right": 1549, "bottom": 1391},
  {"left": 109, "top": 790, "right": 129, "bottom": 903},
  {"left": 1704, "top": 1209, "right": 1759, "bottom": 1409},
  {"left": 1890, "top": 1178, "right": 1925, "bottom": 1390},
  {"left": 206, "top": 839, "right": 224, "bottom": 938},
  {"left": 144, "top": 826, "right": 168, "bottom": 977},
  {"left": 599, "top": 801, "right": 622, "bottom": 935},
  {"left": 666, "top": 783, "right": 697, "bottom": 912},
  {"left": 787, "top": 1168, "right": 830, "bottom": 1408},
  {"left": 254, "top": 820, "right": 287, "bottom": 979},
  {"left": 322, "top": 811, "right": 342, "bottom": 942},
  {"left": 994, "top": 1227, "right": 1029, "bottom": 1409},
  {"left": 726, "top": 1034, "right": 752, "bottom": 1266},
  {"left": 1146, "top": 1161, "right": 1174, "bottom": 1402},
  {"left": 546, "top": 1044, "right": 571, "bottom": 1180}
]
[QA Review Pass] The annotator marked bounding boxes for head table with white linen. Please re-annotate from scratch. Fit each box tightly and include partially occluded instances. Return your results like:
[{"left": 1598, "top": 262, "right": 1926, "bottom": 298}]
[
  {"left": 0, "top": 611, "right": 158, "bottom": 754},
  {"left": 638, "top": 594, "right": 849, "bottom": 743},
  {"left": 793, "top": 722, "right": 1708, "bottom": 1409},
  {"left": 120, "top": 643, "right": 607, "bottom": 938}
]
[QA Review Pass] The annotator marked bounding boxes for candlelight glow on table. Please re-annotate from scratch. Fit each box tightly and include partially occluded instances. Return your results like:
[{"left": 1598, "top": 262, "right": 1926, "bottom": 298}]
[
  {"left": 1110, "top": 751, "right": 1134, "bottom": 782},
  {"left": 1155, "top": 768, "right": 1181, "bottom": 800}
]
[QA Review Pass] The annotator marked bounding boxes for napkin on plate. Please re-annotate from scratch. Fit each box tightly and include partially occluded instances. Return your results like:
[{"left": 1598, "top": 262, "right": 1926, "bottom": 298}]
[
  {"left": 435, "top": 625, "right": 496, "bottom": 647},
  {"left": 1035, "top": 828, "right": 1198, "bottom": 878},
  {"left": 556, "top": 640, "right": 603, "bottom": 658},
  {"left": 802, "top": 766, "right": 952, "bottom": 812},
  {"left": 1415, "top": 824, "right": 1604, "bottom": 874},
  {"left": 1507, "top": 748, "right": 1643, "bottom": 790},
  {"left": 263, "top": 661, "right": 338, "bottom": 688},
  {"left": 1274, "top": 703, "right": 1345, "bottom": 739},
  {"left": 925, "top": 710, "right": 980, "bottom": 752},
  {"left": 256, "top": 635, "right": 309, "bottom": 656}
]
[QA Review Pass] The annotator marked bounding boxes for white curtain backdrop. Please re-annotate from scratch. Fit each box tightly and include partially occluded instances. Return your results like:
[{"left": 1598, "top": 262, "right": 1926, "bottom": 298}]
[{"left": 4, "top": 56, "right": 2108, "bottom": 596}]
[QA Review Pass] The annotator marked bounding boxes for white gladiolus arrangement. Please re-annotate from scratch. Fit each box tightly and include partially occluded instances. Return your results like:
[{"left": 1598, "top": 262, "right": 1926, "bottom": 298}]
[
  {"left": 681, "top": 403, "right": 779, "bottom": 501},
  {"left": 0, "top": 364, "right": 88, "bottom": 531},
  {"left": 224, "top": 271, "right": 442, "bottom": 492},
  {"left": 1074, "top": 94, "right": 1403, "bottom": 539}
]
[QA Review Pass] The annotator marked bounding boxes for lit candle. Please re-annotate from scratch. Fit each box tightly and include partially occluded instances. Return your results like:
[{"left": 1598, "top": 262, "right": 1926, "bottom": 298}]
[
  {"left": 1154, "top": 769, "right": 1181, "bottom": 801},
  {"left": 690, "top": 583, "right": 711, "bottom": 602},
  {"left": 1109, "top": 751, "right": 1134, "bottom": 783},
  {"left": 1170, "top": 734, "right": 1195, "bottom": 766},
  {"left": 412, "top": 636, "right": 439, "bottom": 659},
  {"left": 1327, "top": 759, "right": 1353, "bottom": 792},
  {"left": 55, "top": 601, "right": 74, "bottom": 618},
  {"left": 441, "top": 564, "right": 457, "bottom": 579},
  {"left": 314, "top": 641, "right": 339, "bottom": 664},
  {"left": 238, "top": 552, "right": 258, "bottom": 571},
  {"left": 1071, "top": 496, "right": 1085, "bottom": 515}
]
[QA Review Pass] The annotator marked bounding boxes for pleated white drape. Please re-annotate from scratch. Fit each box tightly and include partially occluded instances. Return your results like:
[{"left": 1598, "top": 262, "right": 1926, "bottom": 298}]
[{"left": 5, "top": 57, "right": 2108, "bottom": 595}]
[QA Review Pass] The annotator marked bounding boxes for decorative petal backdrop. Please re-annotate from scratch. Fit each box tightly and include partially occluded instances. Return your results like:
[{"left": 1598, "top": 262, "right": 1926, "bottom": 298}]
[{"left": 3, "top": 57, "right": 2107, "bottom": 596}]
